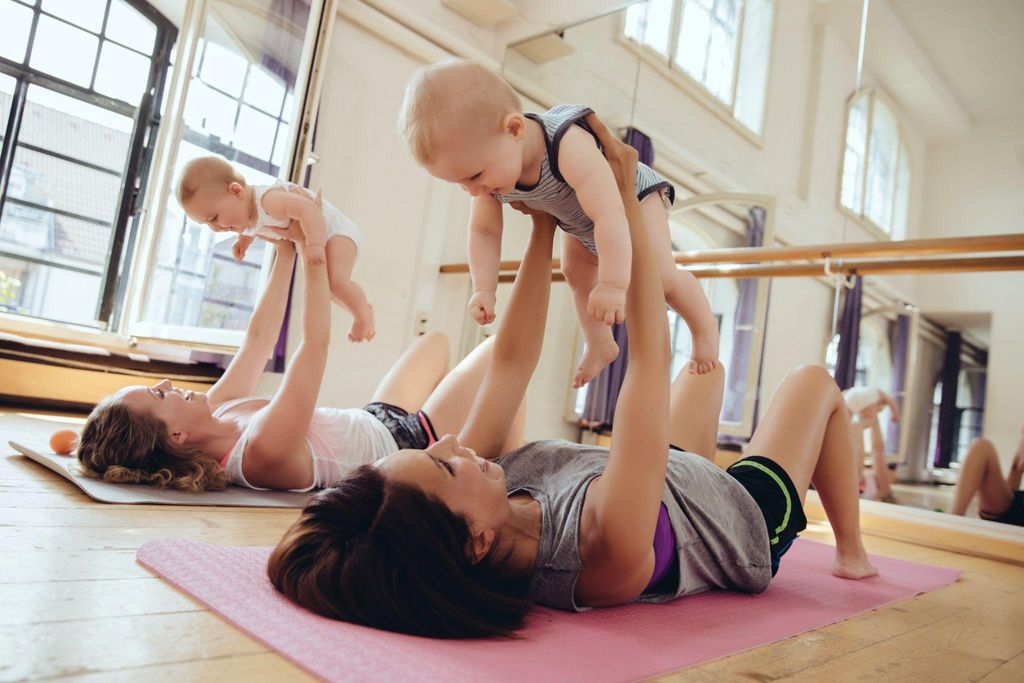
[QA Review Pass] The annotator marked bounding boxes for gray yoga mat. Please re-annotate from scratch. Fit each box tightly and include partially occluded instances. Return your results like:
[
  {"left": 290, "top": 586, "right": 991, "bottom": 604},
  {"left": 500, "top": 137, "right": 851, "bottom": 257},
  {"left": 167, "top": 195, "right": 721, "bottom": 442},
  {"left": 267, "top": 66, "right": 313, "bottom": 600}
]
[{"left": 9, "top": 441, "right": 311, "bottom": 507}]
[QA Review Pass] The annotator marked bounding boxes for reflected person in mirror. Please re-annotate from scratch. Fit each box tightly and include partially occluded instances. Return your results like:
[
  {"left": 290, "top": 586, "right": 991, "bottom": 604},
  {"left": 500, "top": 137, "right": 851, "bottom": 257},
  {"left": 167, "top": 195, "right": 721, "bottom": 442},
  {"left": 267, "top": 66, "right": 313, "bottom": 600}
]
[{"left": 952, "top": 424, "right": 1024, "bottom": 526}]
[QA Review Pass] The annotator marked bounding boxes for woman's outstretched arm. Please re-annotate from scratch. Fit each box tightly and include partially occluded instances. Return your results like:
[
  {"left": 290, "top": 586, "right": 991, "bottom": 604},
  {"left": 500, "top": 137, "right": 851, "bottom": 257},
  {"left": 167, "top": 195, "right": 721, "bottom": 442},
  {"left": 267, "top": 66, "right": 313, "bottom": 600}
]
[
  {"left": 580, "top": 113, "right": 672, "bottom": 583},
  {"left": 459, "top": 213, "right": 557, "bottom": 460},
  {"left": 244, "top": 225, "right": 333, "bottom": 488},
  {"left": 207, "top": 237, "right": 296, "bottom": 407}
]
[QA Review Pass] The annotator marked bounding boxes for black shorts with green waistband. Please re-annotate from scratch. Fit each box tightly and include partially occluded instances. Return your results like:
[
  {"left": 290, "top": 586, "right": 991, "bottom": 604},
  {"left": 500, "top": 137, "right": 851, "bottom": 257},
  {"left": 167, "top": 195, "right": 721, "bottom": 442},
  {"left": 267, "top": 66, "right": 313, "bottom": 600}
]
[{"left": 726, "top": 455, "right": 808, "bottom": 576}]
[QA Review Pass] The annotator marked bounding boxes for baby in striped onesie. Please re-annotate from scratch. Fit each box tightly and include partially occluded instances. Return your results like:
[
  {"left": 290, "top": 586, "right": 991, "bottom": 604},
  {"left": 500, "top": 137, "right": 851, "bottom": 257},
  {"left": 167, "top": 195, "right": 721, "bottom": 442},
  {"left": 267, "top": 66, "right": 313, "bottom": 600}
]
[{"left": 399, "top": 59, "right": 718, "bottom": 387}]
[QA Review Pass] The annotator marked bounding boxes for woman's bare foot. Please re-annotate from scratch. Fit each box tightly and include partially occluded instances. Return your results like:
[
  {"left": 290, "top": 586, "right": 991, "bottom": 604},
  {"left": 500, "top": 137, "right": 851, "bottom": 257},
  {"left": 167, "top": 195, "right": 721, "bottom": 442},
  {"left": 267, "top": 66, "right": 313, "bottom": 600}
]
[
  {"left": 832, "top": 546, "right": 879, "bottom": 579},
  {"left": 688, "top": 328, "right": 719, "bottom": 375},
  {"left": 573, "top": 336, "right": 619, "bottom": 389},
  {"left": 348, "top": 305, "right": 375, "bottom": 342}
]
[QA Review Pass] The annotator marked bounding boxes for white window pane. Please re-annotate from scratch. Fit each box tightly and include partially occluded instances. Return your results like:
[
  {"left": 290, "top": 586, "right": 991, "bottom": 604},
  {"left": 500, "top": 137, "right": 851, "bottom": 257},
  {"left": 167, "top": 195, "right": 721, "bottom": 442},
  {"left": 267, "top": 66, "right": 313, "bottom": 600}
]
[
  {"left": 841, "top": 147, "right": 863, "bottom": 210},
  {"left": 184, "top": 81, "right": 238, "bottom": 142},
  {"left": 199, "top": 40, "right": 247, "bottom": 98},
  {"left": 21, "top": 85, "right": 132, "bottom": 171},
  {"left": 234, "top": 105, "right": 276, "bottom": 160},
  {"left": 705, "top": 23, "right": 736, "bottom": 102},
  {"left": 95, "top": 41, "right": 151, "bottom": 105},
  {"left": 676, "top": 2, "right": 712, "bottom": 80},
  {"left": 865, "top": 100, "right": 899, "bottom": 229},
  {"left": 892, "top": 148, "right": 910, "bottom": 238},
  {"left": 0, "top": 74, "right": 15, "bottom": 143},
  {"left": 30, "top": 15, "right": 99, "bottom": 87},
  {"left": 734, "top": 0, "right": 772, "bottom": 133},
  {"left": 625, "top": 0, "right": 673, "bottom": 56},
  {"left": 271, "top": 122, "right": 288, "bottom": 169},
  {"left": 42, "top": 0, "right": 105, "bottom": 33},
  {"left": 281, "top": 90, "right": 295, "bottom": 123},
  {"left": 243, "top": 65, "right": 286, "bottom": 115},
  {"left": 106, "top": 0, "right": 156, "bottom": 54},
  {"left": 0, "top": 0, "right": 33, "bottom": 63},
  {"left": 715, "top": 0, "right": 740, "bottom": 24}
]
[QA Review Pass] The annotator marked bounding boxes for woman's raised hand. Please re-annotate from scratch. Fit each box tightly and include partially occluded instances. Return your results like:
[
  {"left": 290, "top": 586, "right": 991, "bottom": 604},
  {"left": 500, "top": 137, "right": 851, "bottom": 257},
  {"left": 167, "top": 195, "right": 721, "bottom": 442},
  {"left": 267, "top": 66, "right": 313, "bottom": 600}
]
[{"left": 583, "top": 113, "right": 638, "bottom": 196}]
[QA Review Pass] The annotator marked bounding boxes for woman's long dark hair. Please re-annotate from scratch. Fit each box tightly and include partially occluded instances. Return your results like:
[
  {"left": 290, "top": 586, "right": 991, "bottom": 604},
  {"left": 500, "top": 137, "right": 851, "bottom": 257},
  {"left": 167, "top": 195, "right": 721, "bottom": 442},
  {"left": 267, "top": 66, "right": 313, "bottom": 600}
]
[{"left": 268, "top": 466, "right": 533, "bottom": 638}]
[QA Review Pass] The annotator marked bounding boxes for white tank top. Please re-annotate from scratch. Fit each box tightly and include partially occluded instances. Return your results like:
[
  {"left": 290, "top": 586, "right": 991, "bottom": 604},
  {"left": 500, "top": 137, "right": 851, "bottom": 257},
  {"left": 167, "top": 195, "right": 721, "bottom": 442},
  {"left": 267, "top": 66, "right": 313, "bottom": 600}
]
[
  {"left": 244, "top": 180, "right": 363, "bottom": 251},
  {"left": 215, "top": 398, "right": 398, "bottom": 491}
]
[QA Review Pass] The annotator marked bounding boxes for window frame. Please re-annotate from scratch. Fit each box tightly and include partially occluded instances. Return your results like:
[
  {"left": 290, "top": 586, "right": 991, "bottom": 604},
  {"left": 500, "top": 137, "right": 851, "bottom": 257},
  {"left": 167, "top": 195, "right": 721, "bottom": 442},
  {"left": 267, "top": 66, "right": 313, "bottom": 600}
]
[
  {"left": 837, "top": 88, "right": 913, "bottom": 240},
  {"left": 121, "top": 0, "right": 336, "bottom": 349},
  {"left": 0, "top": 0, "right": 177, "bottom": 329},
  {"left": 616, "top": 0, "right": 776, "bottom": 145}
]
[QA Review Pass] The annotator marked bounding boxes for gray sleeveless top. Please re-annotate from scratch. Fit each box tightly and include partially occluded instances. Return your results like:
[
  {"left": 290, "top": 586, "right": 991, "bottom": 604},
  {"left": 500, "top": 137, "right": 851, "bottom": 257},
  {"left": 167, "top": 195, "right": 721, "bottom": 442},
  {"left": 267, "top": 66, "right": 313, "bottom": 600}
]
[
  {"left": 497, "top": 440, "right": 771, "bottom": 611},
  {"left": 490, "top": 105, "right": 674, "bottom": 255}
]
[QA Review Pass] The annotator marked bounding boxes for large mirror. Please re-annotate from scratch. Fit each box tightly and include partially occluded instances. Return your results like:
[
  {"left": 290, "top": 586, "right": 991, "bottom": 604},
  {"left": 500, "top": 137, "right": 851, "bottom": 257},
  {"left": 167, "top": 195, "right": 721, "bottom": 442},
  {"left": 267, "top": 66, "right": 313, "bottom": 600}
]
[{"left": 500, "top": 0, "right": 1022, "bottom": 531}]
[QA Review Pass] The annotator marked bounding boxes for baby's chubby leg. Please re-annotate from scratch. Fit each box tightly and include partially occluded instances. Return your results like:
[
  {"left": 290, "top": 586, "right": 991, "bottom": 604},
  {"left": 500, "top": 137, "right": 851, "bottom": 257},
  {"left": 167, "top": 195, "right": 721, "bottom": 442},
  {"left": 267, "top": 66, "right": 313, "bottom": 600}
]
[
  {"left": 325, "top": 235, "right": 375, "bottom": 342},
  {"left": 640, "top": 193, "right": 719, "bottom": 374},
  {"left": 562, "top": 235, "right": 619, "bottom": 389}
]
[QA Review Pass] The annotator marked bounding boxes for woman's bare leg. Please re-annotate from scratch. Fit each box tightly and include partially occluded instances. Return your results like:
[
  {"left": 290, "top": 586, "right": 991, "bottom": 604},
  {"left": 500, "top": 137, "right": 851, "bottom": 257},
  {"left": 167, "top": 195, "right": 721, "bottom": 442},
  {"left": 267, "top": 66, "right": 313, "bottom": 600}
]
[
  {"left": 667, "top": 363, "right": 725, "bottom": 461},
  {"left": 369, "top": 331, "right": 450, "bottom": 412},
  {"left": 639, "top": 194, "right": 719, "bottom": 375},
  {"left": 952, "top": 438, "right": 1013, "bottom": 517},
  {"left": 746, "top": 365, "right": 877, "bottom": 579},
  {"left": 421, "top": 336, "right": 527, "bottom": 442}
]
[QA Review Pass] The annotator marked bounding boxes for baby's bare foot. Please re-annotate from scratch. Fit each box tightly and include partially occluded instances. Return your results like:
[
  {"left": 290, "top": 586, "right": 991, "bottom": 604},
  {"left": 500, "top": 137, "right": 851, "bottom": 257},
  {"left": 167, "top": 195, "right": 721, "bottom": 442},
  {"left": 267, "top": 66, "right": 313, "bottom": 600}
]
[
  {"left": 573, "top": 337, "right": 619, "bottom": 389},
  {"left": 348, "top": 306, "right": 375, "bottom": 343},
  {"left": 832, "top": 547, "right": 879, "bottom": 580},
  {"left": 688, "top": 329, "right": 720, "bottom": 375}
]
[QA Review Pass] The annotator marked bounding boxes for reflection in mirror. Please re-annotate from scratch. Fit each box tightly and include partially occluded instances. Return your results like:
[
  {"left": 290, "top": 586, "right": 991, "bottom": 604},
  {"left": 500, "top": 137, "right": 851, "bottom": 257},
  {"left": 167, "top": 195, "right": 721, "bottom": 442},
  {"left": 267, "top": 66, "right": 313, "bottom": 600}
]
[{"left": 822, "top": 0, "right": 1023, "bottom": 529}]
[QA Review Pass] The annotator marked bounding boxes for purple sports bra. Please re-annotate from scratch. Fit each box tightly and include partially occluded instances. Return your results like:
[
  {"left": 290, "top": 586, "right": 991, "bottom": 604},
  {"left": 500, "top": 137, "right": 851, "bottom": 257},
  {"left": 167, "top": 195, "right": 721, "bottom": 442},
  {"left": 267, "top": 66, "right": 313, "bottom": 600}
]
[{"left": 647, "top": 503, "right": 677, "bottom": 590}]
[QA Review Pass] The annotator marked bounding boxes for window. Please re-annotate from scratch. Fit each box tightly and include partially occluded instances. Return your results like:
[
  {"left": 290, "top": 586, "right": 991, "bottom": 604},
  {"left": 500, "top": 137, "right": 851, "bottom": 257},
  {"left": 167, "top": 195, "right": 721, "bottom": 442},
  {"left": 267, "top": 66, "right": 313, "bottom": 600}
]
[
  {"left": 129, "top": 0, "right": 321, "bottom": 345},
  {"left": 0, "top": 0, "right": 174, "bottom": 327},
  {"left": 623, "top": 0, "right": 774, "bottom": 135},
  {"left": 840, "top": 90, "right": 911, "bottom": 237}
]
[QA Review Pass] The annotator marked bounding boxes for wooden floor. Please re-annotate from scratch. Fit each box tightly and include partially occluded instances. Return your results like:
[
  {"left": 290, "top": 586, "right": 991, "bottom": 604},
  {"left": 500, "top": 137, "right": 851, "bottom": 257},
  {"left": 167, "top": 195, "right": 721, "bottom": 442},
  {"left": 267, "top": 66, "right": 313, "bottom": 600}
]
[{"left": 2, "top": 409, "right": 1023, "bottom": 682}]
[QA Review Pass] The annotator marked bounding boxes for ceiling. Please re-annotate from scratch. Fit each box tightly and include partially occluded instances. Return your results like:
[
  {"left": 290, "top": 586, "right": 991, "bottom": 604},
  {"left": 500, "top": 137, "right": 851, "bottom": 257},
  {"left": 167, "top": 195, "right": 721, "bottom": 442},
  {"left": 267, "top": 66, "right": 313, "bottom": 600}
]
[{"left": 887, "top": 0, "right": 1024, "bottom": 122}]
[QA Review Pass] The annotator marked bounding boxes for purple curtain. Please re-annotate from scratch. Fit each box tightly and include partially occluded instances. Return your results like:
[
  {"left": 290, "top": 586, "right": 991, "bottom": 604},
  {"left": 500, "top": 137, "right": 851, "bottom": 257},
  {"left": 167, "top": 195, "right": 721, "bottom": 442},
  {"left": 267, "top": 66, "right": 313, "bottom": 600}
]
[
  {"left": 721, "top": 207, "right": 765, "bottom": 423},
  {"left": 580, "top": 127, "right": 653, "bottom": 427},
  {"left": 934, "top": 331, "right": 961, "bottom": 468},
  {"left": 832, "top": 275, "right": 863, "bottom": 391},
  {"left": 885, "top": 313, "right": 910, "bottom": 452}
]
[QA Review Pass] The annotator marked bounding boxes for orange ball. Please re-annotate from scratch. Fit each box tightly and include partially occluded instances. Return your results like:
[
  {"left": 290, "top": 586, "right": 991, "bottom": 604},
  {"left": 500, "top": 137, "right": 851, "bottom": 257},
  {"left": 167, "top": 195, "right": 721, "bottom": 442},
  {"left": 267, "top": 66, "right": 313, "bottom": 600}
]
[{"left": 50, "top": 429, "right": 79, "bottom": 456}]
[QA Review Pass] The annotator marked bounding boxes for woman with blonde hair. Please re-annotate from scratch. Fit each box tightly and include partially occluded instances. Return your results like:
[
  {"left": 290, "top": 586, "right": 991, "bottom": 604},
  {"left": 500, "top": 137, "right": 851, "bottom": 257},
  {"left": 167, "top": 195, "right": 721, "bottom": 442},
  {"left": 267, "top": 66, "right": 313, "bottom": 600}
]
[{"left": 77, "top": 223, "right": 520, "bottom": 493}]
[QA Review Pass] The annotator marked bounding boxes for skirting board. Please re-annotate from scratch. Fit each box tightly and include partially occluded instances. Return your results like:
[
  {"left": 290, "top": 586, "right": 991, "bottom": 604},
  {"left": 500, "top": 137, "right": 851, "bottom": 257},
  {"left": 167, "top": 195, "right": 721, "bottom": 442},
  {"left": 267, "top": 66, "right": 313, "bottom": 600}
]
[{"left": 805, "top": 490, "right": 1024, "bottom": 565}]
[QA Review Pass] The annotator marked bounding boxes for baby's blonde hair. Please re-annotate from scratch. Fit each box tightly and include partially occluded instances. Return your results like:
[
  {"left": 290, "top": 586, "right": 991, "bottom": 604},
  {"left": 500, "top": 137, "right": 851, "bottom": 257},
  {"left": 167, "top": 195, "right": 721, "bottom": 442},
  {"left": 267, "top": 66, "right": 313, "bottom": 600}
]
[
  {"left": 398, "top": 59, "right": 522, "bottom": 165},
  {"left": 176, "top": 155, "right": 246, "bottom": 207}
]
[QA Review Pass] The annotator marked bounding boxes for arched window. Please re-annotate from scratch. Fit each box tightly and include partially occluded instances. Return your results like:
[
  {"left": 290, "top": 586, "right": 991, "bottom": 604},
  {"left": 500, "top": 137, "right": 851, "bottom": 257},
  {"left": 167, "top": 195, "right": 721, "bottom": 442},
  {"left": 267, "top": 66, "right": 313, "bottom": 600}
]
[
  {"left": 623, "top": 0, "right": 775, "bottom": 135},
  {"left": 0, "top": 0, "right": 174, "bottom": 328},
  {"left": 840, "top": 90, "right": 911, "bottom": 237}
]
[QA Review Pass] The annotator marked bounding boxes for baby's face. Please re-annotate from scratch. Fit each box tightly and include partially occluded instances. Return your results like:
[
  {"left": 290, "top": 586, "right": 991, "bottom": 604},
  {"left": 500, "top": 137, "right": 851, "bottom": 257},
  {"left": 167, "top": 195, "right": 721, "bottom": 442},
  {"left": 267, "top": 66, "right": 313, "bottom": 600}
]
[
  {"left": 424, "top": 131, "right": 523, "bottom": 198},
  {"left": 183, "top": 184, "right": 251, "bottom": 234}
]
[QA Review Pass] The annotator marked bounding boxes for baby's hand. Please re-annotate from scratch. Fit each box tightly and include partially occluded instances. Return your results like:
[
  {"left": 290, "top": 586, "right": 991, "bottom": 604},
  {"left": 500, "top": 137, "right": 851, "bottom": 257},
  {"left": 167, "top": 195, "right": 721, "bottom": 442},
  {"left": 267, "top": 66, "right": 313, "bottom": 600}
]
[
  {"left": 232, "top": 236, "right": 255, "bottom": 263},
  {"left": 304, "top": 243, "right": 326, "bottom": 266},
  {"left": 468, "top": 290, "right": 496, "bottom": 325},
  {"left": 587, "top": 284, "right": 626, "bottom": 325}
]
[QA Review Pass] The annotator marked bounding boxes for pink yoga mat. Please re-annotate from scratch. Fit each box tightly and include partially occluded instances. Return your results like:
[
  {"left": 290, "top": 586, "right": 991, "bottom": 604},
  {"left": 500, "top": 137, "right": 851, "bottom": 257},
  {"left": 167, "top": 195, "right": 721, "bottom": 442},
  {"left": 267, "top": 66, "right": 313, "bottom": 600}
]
[{"left": 137, "top": 538, "right": 960, "bottom": 682}]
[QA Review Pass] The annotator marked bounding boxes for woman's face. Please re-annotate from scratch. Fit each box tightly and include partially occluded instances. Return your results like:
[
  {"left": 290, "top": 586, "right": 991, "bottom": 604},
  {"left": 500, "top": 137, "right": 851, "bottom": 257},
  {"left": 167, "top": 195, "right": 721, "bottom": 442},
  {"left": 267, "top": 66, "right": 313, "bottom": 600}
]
[
  {"left": 119, "top": 379, "right": 212, "bottom": 440},
  {"left": 377, "top": 434, "right": 510, "bottom": 533}
]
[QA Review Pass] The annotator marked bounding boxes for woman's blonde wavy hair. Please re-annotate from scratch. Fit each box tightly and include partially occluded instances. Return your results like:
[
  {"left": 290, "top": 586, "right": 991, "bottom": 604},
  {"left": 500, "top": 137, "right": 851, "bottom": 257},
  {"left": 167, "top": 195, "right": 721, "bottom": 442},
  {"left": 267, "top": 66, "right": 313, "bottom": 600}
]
[{"left": 76, "top": 395, "right": 229, "bottom": 492}]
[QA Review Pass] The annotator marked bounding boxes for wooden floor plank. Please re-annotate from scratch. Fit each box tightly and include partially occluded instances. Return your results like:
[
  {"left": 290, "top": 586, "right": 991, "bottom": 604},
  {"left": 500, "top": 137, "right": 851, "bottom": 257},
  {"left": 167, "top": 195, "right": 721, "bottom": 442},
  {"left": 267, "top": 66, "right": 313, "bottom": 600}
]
[{"left": 46, "top": 653, "right": 311, "bottom": 682}]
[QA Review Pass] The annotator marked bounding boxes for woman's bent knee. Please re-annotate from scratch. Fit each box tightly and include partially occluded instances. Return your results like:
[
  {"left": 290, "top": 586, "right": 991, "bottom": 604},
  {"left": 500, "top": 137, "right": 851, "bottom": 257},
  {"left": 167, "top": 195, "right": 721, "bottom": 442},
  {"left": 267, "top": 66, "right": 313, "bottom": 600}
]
[{"left": 786, "top": 365, "right": 841, "bottom": 402}]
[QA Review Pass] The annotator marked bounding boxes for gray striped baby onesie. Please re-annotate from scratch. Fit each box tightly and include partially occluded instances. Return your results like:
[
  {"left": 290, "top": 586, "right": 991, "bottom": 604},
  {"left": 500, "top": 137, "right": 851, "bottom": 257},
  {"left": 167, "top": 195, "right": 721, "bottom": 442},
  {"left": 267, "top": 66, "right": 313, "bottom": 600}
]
[{"left": 491, "top": 104, "right": 674, "bottom": 255}]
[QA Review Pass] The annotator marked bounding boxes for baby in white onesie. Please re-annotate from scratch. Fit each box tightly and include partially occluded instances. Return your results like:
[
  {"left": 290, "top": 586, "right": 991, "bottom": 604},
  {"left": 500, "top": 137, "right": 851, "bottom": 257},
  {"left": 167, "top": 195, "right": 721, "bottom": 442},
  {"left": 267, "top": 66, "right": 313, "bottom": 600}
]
[{"left": 177, "top": 155, "right": 374, "bottom": 342}]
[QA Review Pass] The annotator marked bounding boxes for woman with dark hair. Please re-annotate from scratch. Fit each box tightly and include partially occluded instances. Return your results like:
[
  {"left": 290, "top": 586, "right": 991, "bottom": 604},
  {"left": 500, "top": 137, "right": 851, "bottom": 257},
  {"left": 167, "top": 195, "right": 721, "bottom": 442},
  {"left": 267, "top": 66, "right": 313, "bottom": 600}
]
[
  {"left": 77, "top": 220, "right": 522, "bottom": 493},
  {"left": 269, "top": 113, "right": 878, "bottom": 638}
]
